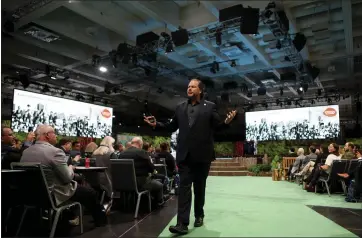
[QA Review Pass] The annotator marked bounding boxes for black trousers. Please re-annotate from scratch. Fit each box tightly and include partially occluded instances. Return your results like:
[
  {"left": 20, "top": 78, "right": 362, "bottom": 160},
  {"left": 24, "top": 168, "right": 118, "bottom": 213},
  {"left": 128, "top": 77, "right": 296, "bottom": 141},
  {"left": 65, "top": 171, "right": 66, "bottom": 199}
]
[
  {"left": 177, "top": 157, "right": 211, "bottom": 226},
  {"left": 70, "top": 185, "right": 104, "bottom": 222}
]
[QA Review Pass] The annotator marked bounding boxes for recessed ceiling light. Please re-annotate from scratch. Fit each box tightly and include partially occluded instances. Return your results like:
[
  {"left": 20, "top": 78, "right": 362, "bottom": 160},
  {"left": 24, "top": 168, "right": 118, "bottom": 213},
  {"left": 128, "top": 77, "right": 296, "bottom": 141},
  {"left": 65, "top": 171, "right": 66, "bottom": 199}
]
[{"left": 99, "top": 66, "right": 107, "bottom": 72}]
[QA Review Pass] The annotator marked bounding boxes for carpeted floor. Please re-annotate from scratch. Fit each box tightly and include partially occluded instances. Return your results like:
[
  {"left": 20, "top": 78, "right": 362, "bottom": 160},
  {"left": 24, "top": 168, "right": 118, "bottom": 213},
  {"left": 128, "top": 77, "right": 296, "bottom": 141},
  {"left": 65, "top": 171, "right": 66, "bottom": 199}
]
[{"left": 159, "top": 177, "right": 362, "bottom": 237}]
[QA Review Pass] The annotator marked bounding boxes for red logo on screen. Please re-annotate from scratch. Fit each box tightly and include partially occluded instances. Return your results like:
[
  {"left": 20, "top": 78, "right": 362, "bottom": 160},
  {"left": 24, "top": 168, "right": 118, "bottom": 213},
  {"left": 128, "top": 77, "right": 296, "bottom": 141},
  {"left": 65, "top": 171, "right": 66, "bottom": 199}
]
[
  {"left": 323, "top": 108, "right": 337, "bottom": 117},
  {"left": 101, "top": 109, "right": 111, "bottom": 118}
]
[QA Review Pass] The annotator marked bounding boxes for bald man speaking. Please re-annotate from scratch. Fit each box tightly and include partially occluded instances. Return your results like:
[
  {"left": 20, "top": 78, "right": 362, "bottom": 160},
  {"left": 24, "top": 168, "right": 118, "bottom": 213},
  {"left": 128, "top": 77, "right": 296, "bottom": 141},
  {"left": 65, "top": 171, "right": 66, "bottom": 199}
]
[{"left": 144, "top": 79, "right": 236, "bottom": 234}]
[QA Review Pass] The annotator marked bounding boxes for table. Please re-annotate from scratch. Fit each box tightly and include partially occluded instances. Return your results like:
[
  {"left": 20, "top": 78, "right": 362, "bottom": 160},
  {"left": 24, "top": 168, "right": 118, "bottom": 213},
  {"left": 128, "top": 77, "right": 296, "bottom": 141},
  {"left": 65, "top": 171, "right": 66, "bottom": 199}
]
[
  {"left": 2, "top": 170, "right": 25, "bottom": 173},
  {"left": 74, "top": 166, "right": 107, "bottom": 172}
]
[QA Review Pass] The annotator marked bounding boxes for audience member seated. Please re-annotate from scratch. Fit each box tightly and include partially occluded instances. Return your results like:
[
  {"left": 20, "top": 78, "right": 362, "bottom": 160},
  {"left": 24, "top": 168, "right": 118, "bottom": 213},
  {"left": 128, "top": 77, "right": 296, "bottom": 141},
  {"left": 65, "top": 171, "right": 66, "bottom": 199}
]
[
  {"left": 143, "top": 142, "right": 156, "bottom": 158},
  {"left": 21, "top": 131, "right": 36, "bottom": 149},
  {"left": 70, "top": 141, "right": 81, "bottom": 159},
  {"left": 84, "top": 142, "right": 98, "bottom": 158},
  {"left": 118, "top": 137, "right": 164, "bottom": 206},
  {"left": 1, "top": 127, "right": 22, "bottom": 169},
  {"left": 288, "top": 148, "right": 298, "bottom": 157},
  {"left": 296, "top": 147, "right": 328, "bottom": 176},
  {"left": 114, "top": 143, "right": 124, "bottom": 157},
  {"left": 20, "top": 124, "right": 106, "bottom": 226},
  {"left": 342, "top": 142, "right": 356, "bottom": 160},
  {"left": 13, "top": 138, "right": 23, "bottom": 150},
  {"left": 58, "top": 138, "right": 72, "bottom": 157},
  {"left": 89, "top": 136, "right": 117, "bottom": 205},
  {"left": 305, "top": 143, "right": 341, "bottom": 189},
  {"left": 124, "top": 141, "right": 132, "bottom": 150},
  {"left": 303, "top": 145, "right": 317, "bottom": 167},
  {"left": 338, "top": 149, "right": 362, "bottom": 184},
  {"left": 155, "top": 142, "right": 176, "bottom": 176},
  {"left": 287, "top": 148, "right": 305, "bottom": 179}
]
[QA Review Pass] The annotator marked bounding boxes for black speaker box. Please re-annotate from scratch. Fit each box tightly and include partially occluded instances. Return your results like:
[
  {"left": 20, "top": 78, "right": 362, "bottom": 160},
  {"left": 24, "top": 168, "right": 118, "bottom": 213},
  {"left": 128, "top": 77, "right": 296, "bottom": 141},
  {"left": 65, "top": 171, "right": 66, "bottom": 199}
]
[
  {"left": 240, "top": 8, "right": 260, "bottom": 34},
  {"left": 136, "top": 32, "right": 160, "bottom": 47},
  {"left": 219, "top": 4, "right": 244, "bottom": 22},
  {"left": 280, "top": 72, "right": 297, "bottom": 81},
  {"left": 171, "top": 29, "right": 189, "bottom": 47}
]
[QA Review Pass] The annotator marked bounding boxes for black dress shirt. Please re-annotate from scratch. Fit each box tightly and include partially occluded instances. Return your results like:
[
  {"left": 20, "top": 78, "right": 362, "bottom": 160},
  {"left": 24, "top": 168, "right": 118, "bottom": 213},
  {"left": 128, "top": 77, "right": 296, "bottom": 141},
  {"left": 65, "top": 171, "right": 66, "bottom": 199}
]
[{"left": 187, "top": 100, "right": 201, "bottom": 127}]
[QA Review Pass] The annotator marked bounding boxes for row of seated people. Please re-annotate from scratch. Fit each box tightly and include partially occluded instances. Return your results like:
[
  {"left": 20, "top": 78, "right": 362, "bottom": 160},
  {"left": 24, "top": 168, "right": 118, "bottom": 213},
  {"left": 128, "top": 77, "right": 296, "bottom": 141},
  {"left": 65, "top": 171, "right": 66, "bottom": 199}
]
[
  {"left": 58, "top": 136, "right": 177, "bottom": 206},
  {"left": 286, "top": 143, "right": 362, "bottom": 201}
]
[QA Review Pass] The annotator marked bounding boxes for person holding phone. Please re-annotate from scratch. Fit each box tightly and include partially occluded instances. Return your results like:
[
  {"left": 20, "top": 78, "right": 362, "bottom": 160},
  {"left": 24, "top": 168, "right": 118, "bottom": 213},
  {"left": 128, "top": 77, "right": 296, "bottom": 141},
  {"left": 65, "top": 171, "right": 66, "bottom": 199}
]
[{"left": 144, "top": 78, "right": 236, "bottom": 234}]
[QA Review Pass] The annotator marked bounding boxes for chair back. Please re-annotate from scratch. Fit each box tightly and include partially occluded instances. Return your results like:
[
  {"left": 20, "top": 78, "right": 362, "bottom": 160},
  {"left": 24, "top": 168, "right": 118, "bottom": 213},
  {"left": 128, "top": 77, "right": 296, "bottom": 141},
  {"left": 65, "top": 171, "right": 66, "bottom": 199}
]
[
  {"left": 348, "top": 159, "right": 360, "bottom": 173},
  {"left": 282, "top": 157, "right": 296, "bottom": 170},
  {"left": 328, "top": 160, "right": 348, "bottom": 181},
  {"left": 10, "top": 162, "right": 56, "bottom": 209},
  {"left": 110, "top": 159, "right": 139, "bottom": 193},
  {"left": 156, "top": 158, "right": 168, "bottom": 176}
]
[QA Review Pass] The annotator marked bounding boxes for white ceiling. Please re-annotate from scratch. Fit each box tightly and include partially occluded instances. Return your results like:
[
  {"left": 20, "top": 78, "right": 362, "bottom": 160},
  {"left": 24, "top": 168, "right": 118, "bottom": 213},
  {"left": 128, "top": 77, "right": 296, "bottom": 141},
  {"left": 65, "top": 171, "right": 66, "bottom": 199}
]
[{"left": 2, "top": 0, "right": 362, "bottom": 113}]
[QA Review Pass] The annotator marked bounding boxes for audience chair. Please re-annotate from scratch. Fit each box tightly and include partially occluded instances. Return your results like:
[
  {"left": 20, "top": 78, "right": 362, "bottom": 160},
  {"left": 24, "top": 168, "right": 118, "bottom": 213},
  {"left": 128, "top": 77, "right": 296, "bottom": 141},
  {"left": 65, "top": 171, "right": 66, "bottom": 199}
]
[
  {"left": 110, "top": 159, "right": 151, "bottom": 218},
  {"left": 316, "top": 160, "right": 347, "bottom": 196},
  {"left": 10, "top": 162, "right": 83, "bottom": 238},
  {"left": 282, "top": 157, "right": 296, "bottom": 180},
  {"left": 341, "top": 160, "right": 361, "bottom": 194}
]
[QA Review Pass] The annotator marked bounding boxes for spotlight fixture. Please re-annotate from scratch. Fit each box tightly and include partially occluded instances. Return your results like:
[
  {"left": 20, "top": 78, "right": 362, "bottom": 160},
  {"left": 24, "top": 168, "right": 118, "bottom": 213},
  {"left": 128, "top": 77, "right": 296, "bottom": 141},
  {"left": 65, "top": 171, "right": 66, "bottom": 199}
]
[
  {"left": 99, "top": 66, "right": 107, "bottom": 72},
  {"left": 165, "top": 42, "right": 174, "bottom": 53},
  {"left": 42, "top": 85, "right": 50, "bottom": 93},
  {"left": 109, "top": 50, "right": 118, "bottom": 68},
  {"left": 317, "top": 88, "right": 322, "bottom": 96},
  {"left": 231, "top": 60, "right": 236, "bottom": 67},
  {"left": 92, "top": 55, "right": 101, "bottom": 67},
  {"left": 132, "top": 54, "right": 138, "bottom": 65},
  {"left": 213, "top": 61, "right": 219, "bottom": 71},
  {"left": 19, "top": 74, "right": 30, "bottom": 89},
  {"left": 292, "top": 33, "right": 307, "bottom": 52},
  {"left": 215, "top": 31, "right": 222, "bottom": 46}
]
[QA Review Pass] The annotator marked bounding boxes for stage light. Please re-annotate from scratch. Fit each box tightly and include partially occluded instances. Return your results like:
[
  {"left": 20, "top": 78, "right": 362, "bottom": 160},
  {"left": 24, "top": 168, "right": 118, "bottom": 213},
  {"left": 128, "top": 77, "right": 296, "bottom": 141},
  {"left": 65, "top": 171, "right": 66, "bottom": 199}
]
[
  {"left": 215, "top": 31, "right": 222, "bottom": 46},
  {"left": 165, "top": 42, "right": 174, "bottom": 53},
  {"left": 99, "top": 66, "right": 107, "bottom": 72},
  {"left": 231, "top": 60, "right": 236, "bottom": 67},
  {"left": 293, "top": 33, "right": 307, "bottom": 52},
  {"left": 92, "top": 55, "right": 101, "bottom": 67}
]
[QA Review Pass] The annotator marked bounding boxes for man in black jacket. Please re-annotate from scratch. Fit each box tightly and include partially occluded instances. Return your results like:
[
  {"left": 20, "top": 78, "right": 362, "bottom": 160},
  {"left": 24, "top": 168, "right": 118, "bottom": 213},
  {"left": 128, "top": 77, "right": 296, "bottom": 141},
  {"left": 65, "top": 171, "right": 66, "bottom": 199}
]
[
  {"left": 144, "top": 79, "right": 236, "bottom": 234},
  {"left": 118, "top": 137, "right": 164, "bottom": 205}
]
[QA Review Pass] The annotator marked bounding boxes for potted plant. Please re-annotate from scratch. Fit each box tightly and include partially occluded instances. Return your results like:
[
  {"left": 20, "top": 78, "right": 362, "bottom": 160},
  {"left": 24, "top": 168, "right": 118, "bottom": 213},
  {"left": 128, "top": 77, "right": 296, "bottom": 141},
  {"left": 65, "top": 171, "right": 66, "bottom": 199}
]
[{"left": 271, "top": 155, "right": 282, "bottom": 181}]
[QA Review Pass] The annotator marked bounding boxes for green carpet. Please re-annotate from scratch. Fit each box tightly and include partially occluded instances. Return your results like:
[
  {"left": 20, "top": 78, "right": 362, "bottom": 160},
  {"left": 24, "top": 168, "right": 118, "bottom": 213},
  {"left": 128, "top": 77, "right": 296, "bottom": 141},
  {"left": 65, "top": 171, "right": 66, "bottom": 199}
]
[{"left": 159, "top": 177, "right": 362, "bottom": 237}]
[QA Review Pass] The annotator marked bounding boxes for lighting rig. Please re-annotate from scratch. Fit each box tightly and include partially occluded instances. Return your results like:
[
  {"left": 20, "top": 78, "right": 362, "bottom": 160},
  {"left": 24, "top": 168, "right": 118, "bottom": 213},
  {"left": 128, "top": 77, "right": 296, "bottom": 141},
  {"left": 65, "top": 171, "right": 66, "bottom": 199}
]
[
  {"left": 260, "top": 2, "right": 322, "bottom": 88},
  {"left": 238, "top": 93, "right": 351, "bottom": 111}
]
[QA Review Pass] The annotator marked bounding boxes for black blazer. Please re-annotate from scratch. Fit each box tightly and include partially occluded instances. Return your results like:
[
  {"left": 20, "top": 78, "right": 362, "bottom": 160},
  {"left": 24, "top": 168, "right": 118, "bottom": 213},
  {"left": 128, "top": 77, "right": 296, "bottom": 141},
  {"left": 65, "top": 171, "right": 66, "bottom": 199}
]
[
  {"left": 118, "top": 147, "right": 155, "bottom": 178},
  {"left": 156, "top": 99, "right": 227, "bottom": 164}
]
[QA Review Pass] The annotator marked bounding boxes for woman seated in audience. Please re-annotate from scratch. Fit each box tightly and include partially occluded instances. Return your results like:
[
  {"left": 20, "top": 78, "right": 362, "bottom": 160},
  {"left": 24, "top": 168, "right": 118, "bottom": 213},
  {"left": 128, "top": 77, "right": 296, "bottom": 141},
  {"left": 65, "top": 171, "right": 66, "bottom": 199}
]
[
  {"left": 84, "top": 142, "right": 98, "bottom": 158},
  {"left": 155, "top": 142, "right": 176, "bottom": 177},
  {"left": 88, "top": 136, "right": 117, "bottom": 209},
  {"left": 305, "top": 143, "right": 341, "bottom": 189}
]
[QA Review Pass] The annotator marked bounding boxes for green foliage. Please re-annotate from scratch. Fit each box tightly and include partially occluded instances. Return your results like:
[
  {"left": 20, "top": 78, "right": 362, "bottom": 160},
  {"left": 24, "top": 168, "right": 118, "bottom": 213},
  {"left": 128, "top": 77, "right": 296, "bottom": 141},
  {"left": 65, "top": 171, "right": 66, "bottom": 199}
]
[
  {"left": 214, "top": 142, "right": 234, "bottom": 156},
  {"left": 271, "top": 155, "right": 282, "bottom": 169},
  {"left": 248, "top": 164, "right": 272, "bottom": 174},
  {"left": 257, "top": 141, "right": 289, "bottom": 158}
]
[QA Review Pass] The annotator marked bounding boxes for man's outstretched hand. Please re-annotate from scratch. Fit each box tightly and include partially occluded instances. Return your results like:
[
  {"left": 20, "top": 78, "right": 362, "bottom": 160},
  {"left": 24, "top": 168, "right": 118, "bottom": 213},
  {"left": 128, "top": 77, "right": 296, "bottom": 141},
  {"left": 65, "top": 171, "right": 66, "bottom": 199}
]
[
  {"left": 225, "top": 110, "right": 237, "bottom": 124},
  {"left": 144, "top": 116, "right": 157, "bottom": 127}
]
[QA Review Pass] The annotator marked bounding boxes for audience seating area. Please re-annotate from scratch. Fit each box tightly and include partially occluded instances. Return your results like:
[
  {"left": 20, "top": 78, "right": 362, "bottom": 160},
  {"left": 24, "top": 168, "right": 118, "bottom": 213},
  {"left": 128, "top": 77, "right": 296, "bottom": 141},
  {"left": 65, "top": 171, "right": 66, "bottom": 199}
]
[{"left": 2, "top": 158, "right": 175, "bottom": 237}]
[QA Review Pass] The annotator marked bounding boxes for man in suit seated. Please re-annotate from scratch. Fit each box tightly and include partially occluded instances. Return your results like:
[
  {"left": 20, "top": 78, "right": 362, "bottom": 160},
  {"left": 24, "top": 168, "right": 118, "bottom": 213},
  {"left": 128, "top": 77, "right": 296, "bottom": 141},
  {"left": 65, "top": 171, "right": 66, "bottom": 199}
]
[
  {"left": 118, "top": 137, "right": 164, "bottom": 206},
  {"left": 20, "top": 124, "right": 106, "bottom": 226}
]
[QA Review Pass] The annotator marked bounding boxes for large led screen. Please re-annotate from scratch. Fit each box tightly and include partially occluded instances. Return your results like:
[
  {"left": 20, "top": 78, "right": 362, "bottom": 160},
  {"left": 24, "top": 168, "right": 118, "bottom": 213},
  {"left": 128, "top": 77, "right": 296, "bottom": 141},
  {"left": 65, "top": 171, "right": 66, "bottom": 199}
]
[
  {"left": 245, "top": 105, "right": 340, "bottom": 141},
  {"left": 12, "top": 89, "right": 113, "bottom": 138}
]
